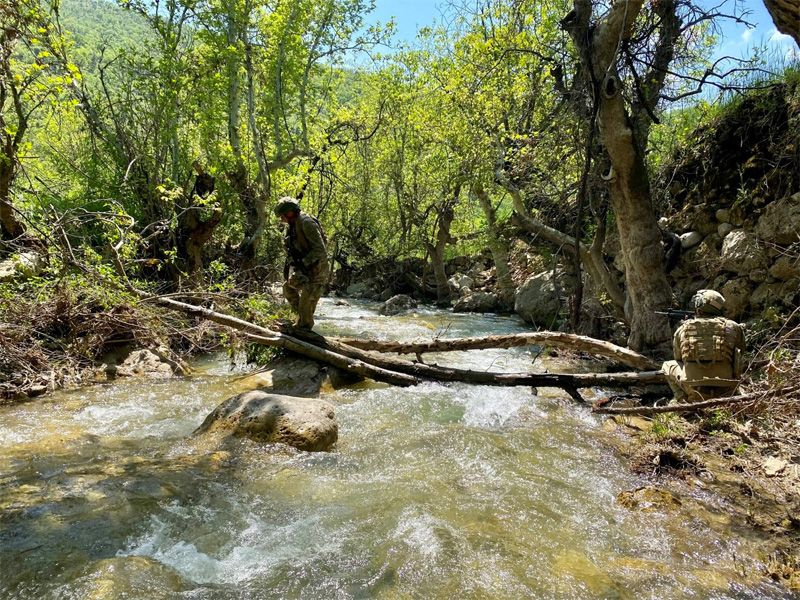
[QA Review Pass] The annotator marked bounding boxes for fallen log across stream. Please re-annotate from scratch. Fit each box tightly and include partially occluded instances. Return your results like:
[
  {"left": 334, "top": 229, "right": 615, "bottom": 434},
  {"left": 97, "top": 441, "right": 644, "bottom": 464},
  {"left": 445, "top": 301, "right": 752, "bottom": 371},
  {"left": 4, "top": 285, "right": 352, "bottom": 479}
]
[
  {"left": 110, "top": 268, "right": 666, "bottom": 396},
  {"left": 272, "top": 328, "right": 666, "bottom": 399},
  {"left": 333, "top": 332, "right": 658, "bottom": 371}
]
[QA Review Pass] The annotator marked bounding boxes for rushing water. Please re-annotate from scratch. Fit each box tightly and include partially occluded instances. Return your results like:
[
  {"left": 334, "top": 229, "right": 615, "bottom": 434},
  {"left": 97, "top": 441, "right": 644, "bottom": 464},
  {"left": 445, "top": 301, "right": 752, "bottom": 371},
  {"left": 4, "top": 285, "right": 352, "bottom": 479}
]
[{"left": 0, "top": 299, "right": 793, "bottom": 599}]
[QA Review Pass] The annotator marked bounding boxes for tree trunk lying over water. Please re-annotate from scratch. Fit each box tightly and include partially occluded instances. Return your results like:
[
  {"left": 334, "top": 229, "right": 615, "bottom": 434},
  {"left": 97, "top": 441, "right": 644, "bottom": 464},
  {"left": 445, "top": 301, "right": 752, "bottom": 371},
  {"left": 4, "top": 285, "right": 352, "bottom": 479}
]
[
  {"left": 130, "top": 288, "right": 665, "bottom": 394},
  {"left": 333, "top": 331, "right": 658, "bottom": 370},
  {"left": 278, "top": 328, "right": 665, "bottom": 393}
]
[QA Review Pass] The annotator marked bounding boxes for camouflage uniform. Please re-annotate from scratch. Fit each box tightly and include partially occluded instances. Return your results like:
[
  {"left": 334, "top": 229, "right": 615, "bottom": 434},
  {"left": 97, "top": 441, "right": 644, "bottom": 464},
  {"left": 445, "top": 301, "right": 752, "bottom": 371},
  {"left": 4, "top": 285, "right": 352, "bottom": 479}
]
[
  {"left": 661, "top": 290, "right": 745, "bottom": 402},
  {"left": 282, "top": 211, "right": 329, "bottom": 329}
]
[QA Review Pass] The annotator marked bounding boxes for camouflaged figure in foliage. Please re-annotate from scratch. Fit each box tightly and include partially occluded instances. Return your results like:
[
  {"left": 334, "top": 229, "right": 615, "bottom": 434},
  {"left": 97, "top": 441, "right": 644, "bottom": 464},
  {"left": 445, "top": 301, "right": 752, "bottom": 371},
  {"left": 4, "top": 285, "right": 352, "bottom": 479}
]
[
  {"left": 661, "top": 289, "right": 746, "bottom": 402},
  {"left": 275, "top": 198, "right": 329, "bottom": 329}
]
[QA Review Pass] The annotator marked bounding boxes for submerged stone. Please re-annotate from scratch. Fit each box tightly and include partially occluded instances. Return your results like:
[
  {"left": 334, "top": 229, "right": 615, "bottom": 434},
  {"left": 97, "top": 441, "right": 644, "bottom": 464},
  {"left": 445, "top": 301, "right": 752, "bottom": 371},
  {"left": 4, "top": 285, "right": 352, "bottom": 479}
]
[{"left": 617, "top": 486, "right": 681, "bottom": 511}]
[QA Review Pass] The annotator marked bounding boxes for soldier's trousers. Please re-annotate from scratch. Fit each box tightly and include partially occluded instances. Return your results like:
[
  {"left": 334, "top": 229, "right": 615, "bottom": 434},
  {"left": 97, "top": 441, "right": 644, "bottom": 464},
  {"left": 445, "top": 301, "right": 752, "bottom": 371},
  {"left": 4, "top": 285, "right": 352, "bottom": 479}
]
[
  {"left": 283, "top": 272, "right": 325, "bottom": 329},
  {"left": 661, "top": 360, "right": 738, "bottom": 403}
]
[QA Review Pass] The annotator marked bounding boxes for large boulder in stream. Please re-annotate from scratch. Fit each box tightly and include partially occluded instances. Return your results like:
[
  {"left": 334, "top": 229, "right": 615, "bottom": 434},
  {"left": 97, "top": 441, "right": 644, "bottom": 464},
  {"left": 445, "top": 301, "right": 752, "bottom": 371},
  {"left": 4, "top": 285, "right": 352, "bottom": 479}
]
[
  {"left": 515, "top": 271, "right": 563, "bottom": 326},
  {"left": 453, "top": 291, "right": 498, "bottom": 313},
  {"left": 379, "top": 294, "right": 418, "bottom": 315},
  {"left": 195, "top": 390, "right": 338, "bottom": 452},
  {"left": 232, "top": 353, "right": 363, "bottom": 397}
]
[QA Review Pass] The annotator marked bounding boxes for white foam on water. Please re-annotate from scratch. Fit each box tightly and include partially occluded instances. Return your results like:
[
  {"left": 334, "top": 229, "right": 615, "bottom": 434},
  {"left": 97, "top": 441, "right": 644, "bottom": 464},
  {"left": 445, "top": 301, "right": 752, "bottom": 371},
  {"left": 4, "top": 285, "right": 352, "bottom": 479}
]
[
  {"left": 391, "top": 509, "right": 448, "bottom": 559},
  {"left": 120, "top": 501, "right": 350, "bottom": 586}
]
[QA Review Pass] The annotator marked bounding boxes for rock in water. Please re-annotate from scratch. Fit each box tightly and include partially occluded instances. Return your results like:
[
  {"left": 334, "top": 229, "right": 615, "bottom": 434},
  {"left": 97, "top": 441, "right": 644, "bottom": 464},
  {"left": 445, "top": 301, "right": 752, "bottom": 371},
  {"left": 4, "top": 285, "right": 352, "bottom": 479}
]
[
  {"left": 378, "top": 294, "right": 418, "bottom": 316},
  {"left": 195, "top": 391, "right": 338, "bottom": 452},
  {"left": 515, "top": 271, "right": 563, "bottom": 326},
  {"left": 452, "top": 291, "right": 498, "bottom": 313}
]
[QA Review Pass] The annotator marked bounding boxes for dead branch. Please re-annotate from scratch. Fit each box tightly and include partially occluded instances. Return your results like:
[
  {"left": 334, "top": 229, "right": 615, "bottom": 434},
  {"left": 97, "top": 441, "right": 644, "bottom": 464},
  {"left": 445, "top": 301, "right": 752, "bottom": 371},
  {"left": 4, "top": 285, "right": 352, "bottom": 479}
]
[{"left": 592, "top": 386, "right": 800, "bottom": 415}]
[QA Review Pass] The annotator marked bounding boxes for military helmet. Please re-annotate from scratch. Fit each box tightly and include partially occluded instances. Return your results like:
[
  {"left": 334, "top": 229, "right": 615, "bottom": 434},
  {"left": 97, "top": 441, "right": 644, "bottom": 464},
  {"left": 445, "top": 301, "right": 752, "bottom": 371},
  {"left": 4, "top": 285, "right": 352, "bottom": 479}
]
[
  {"left": 692, "top": 289, "right": 725, "bottom": 315},
  {"left": 274, "top": 197, "right": 301, "bottom": 216}
]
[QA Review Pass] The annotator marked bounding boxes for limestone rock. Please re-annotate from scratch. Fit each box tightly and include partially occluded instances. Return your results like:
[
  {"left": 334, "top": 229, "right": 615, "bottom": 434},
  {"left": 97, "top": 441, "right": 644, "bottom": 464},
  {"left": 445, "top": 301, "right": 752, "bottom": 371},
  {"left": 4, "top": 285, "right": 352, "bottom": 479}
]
[
  {"left": 717, "top": 223, "right": 734, "bottom": 238},
  {"left": 756, "top": 193, "right": 800, "bottom": 245},
  {"left": 0, "top": 251, "right": 44, "bottom": 282},
  {"left": 716, "top": 208, "right": 731, "bottom": 223},
  {"left": 720, "top": 230, "right": 768, "bottom": 274},
  {"left": 109, "top": 349, "right": 180, "bottom": 379},
  {"left": 780, "top": 278, "right": 800, "bottom": 307},
  {"left": 195, "top": 391, "right": 338, "bottom": 451},
  {"left": 720, "top": 278, "right": 753, "bottom": 320},
  {"left": 453, "top": 291, "right": 498, "bottom": 313},
  {"left": 748, "top": 268, "right": 768, "bottom": 283},
  {"left": 751, "top": 282, "right": 783, "bottom": 309},
  {"left": 684, "top": 237, "right": 720, "bottom": 279},
  {"left": 769, "top": 255, "right": 800, "bottom": 281},
  {"left": 515, "top": 271, "right": 563, "bottom": 326},
  {"left": 233, "top": 354, "right": 362, "bottom": 397},
  {"left": 763, "top": 456, "right": 787, "bottom": 477},
  {"left": 379, "top": 294, "right": 418, "bottom": 316},
  {"left": 680, "top": 231, "right": 703, "bottom": 249}
]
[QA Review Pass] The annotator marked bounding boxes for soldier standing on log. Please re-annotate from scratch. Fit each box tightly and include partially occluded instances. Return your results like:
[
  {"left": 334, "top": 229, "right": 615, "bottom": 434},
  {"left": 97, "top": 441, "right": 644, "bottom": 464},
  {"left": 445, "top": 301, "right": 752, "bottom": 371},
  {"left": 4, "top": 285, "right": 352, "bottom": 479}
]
[
  {"left": 275, "top": 198, "right": 329, "bottom": 330},
  {"left": 661, "top": 289, "right": 745, "bottom": 402}
]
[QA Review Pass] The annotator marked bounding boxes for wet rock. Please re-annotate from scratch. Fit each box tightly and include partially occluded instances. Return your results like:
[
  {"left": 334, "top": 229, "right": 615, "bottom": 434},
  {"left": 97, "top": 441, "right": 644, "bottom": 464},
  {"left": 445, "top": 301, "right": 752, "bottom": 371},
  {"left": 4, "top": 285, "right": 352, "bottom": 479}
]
[
  {"left": 617, "top": 486, "right": 681, "bottom": 511},
  {"left": 720, "top": 230, "right": 768, "bottom": 274},
  {"left": 195, "top": 390, "right": 338, "bottom": 452},
  {"left": 515, "top": 270, "right": 563, "bottom": 326},
  {"left": 70, "top": 556, "right": 186, "bottom": 599},
  {"left": 720, "top": 278, "right": 752, "bottom": 319},
  {"left": 233, "top": 354, "right": 362, "bottom": 397},
  {"left": 379, "top": 294, "right": 418, "bottom": 316},
  {"left": 0, "top": 251, "right": 44, "bottom": 282},
  {"left": 756, "top": 192, "right": 800, "bottom": 245},
  {"left": 680, "top": 231, "right": 703, "bottom": 249},
  {"left": 769, "top": 254, "right": 800, "bottom": 281},
  {"left": 453, "top": 291, "right": 498, "bottom": 313}
]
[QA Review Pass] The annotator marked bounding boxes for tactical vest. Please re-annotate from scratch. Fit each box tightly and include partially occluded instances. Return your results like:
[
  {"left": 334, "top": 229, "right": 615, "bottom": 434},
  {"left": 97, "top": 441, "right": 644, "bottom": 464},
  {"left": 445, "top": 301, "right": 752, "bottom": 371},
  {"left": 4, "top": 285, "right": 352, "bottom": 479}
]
[{"left": 678, "top": 317, "right": 739, "bottom": 363}]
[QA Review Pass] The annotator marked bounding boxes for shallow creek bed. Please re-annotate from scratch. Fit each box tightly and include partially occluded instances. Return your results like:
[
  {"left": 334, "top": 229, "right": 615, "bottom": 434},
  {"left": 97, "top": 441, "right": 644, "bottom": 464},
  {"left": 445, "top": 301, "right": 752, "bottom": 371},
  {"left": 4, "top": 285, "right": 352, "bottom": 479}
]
[{"left": 0, "top": 299, "right": 796, "bottom": 598}]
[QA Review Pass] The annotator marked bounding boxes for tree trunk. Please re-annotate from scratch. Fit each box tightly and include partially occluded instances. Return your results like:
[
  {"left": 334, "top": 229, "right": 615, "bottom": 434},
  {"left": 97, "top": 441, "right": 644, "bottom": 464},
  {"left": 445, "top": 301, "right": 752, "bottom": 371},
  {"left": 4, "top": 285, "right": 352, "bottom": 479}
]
[
  {"left": 564, "top": 0, "right": 672, "bottom": 351},
  {"left": 473, "top": 182, "right": 515, "bottom": 308},
  {"left": 0, "top": 162, "right": 25, "bottom": 242},
  {"left": 333, "top": 330, "right": 658, "bottom": 370}
]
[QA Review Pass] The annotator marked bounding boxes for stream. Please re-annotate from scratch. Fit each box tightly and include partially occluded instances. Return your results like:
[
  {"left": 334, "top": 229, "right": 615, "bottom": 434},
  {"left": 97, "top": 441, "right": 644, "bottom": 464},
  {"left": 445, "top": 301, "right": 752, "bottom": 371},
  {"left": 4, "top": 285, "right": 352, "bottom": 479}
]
[{"left": 0, "top": 299, "right": 793, "bottom": 599}]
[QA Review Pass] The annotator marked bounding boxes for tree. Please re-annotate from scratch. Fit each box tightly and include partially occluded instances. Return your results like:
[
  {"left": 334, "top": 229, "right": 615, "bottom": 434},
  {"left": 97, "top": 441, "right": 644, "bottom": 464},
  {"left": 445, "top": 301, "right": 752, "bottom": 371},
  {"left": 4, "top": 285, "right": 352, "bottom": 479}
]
[{"left": 0, "top": 0, "right": 69, "bottom": 245}]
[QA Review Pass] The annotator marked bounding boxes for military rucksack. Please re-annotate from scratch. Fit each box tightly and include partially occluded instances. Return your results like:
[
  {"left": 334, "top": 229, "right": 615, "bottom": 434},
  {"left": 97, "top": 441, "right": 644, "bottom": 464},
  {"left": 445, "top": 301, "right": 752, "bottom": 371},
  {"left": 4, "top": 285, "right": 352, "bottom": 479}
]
[{"left": 679, "top": 317, "right": 739, "bottom": 363}]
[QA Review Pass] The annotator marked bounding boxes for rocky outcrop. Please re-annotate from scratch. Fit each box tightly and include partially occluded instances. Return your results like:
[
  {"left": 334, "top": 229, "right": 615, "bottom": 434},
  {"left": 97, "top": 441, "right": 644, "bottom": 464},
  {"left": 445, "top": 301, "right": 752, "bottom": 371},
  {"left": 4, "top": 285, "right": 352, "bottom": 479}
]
[
  {"left": 379, "top": 294, "right": 418, "bottom": 316},
  {"left": 195, "top": 391, "right": 338, "bottom": 451},
  {"left": 720, "top": 230, "right": 768, "bottom": 274},
  {"left": 452, "top": 291, "right": 498, "bottom": 313},
  {"left": 756, "top": 193, "right": 800, "bottom": 246},
  {"left": 515, "top": 271, "right": 563, "bottom": 326}
]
